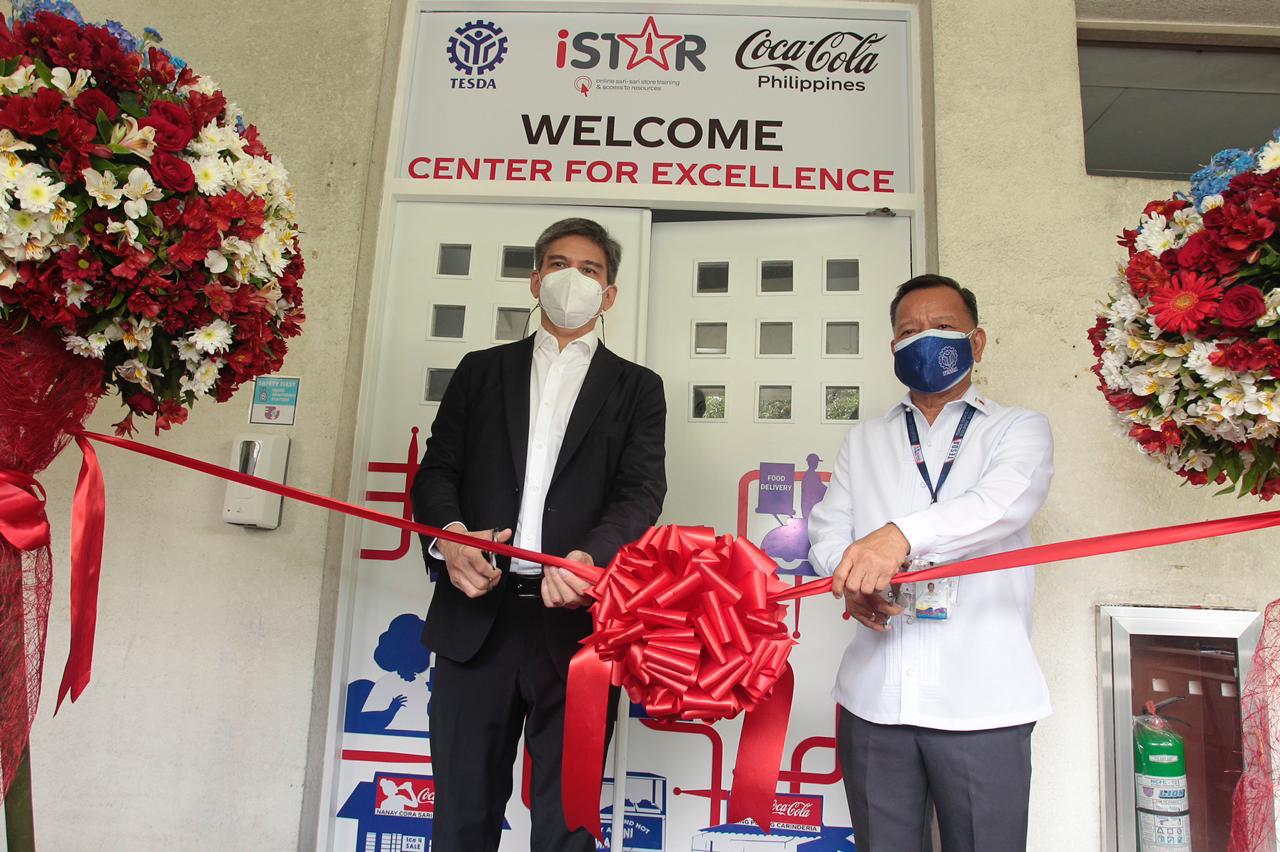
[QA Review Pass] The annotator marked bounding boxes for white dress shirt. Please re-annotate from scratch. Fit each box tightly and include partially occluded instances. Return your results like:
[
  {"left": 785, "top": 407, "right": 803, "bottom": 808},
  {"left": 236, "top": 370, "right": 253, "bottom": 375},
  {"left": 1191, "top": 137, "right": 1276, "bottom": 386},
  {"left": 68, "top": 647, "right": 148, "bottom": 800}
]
[
  {"left": 432, "top": 328, "right": 599, "bottom": 574},
  {"left": 807, "top": 386, "right": 1055, "bottom": 730},
  {"left": 509, "top": 327, "right": 599, "bottom": 573}
]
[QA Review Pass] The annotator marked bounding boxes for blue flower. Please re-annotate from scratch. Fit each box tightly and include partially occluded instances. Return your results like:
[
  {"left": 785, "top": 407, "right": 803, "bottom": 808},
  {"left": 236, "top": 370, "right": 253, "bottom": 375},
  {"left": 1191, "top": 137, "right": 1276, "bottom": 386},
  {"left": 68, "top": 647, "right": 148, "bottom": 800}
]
[
  {"left": 1190, "top": 147, "right": 1255, "bottom": 205},
  {"left": 104, "top": 20, "right": 139, "bottom": 53},
  {"left": 143, "top": 26, "right": 163, "bottom": 42},
  {"left": 12, "top": 0, "right": 84, "bottom": 23}
]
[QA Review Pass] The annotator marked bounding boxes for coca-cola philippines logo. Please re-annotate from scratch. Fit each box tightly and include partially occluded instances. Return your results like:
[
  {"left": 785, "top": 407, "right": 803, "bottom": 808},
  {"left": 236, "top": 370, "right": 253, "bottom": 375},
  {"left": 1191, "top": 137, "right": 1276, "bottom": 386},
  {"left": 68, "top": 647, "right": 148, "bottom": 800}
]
[
  {"left": 735, "top": 28, "right": 885, "bottom": 74},
  {"left": 374, "top": 773, "right": 436, "bottom": 819},
  {"left": 770, "top": 794, "right": 823, "bottom": 833}
]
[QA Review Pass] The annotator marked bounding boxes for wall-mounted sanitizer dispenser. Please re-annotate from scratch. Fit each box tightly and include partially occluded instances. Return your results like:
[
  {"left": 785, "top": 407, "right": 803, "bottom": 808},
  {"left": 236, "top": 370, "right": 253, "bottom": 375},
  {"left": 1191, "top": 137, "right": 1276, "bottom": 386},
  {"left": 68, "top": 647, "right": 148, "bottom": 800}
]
[{"left": 223, "top": 434, "right": 290, "bottom": 530}]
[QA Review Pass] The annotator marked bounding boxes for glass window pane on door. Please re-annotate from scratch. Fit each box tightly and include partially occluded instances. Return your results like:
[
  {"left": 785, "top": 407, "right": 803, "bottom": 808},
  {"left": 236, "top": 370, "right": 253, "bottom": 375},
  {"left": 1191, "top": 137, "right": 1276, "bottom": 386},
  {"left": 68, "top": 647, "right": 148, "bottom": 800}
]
[
  {"left": 425, "top": 368, "right": 454, "bottom": 403},
  {"left": 696, "top": 261, "right": 729, "bottom": 294},
  {"left": 759, "top": 322, "right": 793, "bottom": 356},
  {"left": 760, "top": 260, "right": 793, "bottom": 293},
  {"left": 758, "top": 385, "right": 792, "bottom": 420},
  {"left": 437, "top": 243, "right": 471, "bottom": 276},
  {"left": 825, "top": 321, "right": 860, "bottom": 355},
  {"left": 692, "top": 385, "right": 725, "bottom": 419},
  {"left": 495, "top": 307, "right": 528, "bottom": 341},
  {"left": 694, "top": 322, "right": 728, "bottom": 355},
  {"left": 826, "top": 259, "right": 860, "bottom": 292},
  {"left": 431, "top": 305, "right": 465, "bottom": 339},
  {"left": 501, "top": 245, "right": 535, "bottom": 279},
  {"left": 825, "top": 385, "right": 860, "bottom": 421}
]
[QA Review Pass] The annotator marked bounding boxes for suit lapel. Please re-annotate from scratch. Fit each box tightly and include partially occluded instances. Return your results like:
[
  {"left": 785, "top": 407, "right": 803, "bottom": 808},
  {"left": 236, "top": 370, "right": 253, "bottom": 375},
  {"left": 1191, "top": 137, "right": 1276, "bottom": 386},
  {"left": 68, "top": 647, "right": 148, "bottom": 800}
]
[
  {"left": 501, "top": 336, "right": 534, "bottom": 482},
  {"left": 551, "top": 345, "right": 621, "bottom": 486}
]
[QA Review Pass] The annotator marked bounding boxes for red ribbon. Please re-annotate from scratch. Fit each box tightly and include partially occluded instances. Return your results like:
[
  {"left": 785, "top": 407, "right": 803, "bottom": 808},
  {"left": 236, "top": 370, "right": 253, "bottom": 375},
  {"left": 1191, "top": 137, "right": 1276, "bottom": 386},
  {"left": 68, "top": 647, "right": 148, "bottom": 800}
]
[
  {"left": 769, "top": 507, "right": 1280, "bottom": 604},
  {"left": 0, "top": 470, "right": 50, "bottom": 552},
  {"left": 563, "top": 526, "right": 796, "bottom": 839},
  {"left": 57, "top": 435, "right": 105, "bottom": 712}
]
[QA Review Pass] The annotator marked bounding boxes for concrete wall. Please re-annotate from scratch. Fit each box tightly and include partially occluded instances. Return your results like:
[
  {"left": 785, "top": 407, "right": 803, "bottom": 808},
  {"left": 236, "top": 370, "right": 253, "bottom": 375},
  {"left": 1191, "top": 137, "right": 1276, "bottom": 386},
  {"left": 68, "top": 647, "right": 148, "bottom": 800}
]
[{"left": 10, "top": 0, "right": 1278, "bottom": 850}]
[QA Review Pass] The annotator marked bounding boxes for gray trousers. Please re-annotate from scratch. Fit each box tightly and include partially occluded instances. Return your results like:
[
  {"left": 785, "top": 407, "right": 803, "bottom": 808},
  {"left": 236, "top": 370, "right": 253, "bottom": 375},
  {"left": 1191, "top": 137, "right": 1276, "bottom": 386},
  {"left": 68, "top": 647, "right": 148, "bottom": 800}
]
[{"left": 836, "top": 707, "right": 1034, "bottom": 852}]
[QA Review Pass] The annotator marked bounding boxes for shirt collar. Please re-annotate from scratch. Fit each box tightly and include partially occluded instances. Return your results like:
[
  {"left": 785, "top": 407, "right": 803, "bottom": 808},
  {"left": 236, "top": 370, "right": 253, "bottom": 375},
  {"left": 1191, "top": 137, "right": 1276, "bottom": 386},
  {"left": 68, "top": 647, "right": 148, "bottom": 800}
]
[
  {"left": 886, "top": 384, "right": 990, "bottom": 422},
  {"left": 533, "top": 325, "right": 600, "bottom": 357}
]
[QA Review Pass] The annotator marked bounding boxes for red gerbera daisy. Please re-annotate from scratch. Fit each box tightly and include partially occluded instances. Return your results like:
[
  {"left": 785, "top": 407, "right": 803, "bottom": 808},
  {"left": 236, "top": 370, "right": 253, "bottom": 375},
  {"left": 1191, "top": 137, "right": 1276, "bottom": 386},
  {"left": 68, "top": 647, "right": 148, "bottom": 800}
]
[{"left": 1148, "top": 271, "right": 1223, "bottom": 335}]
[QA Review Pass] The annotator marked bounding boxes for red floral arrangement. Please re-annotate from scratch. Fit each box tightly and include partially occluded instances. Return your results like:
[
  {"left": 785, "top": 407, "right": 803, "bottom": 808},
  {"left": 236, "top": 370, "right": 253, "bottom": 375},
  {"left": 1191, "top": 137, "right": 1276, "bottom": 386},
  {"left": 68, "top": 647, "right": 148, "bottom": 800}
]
[
  {"left": 0, "top": 5, "right": 305, "bottom": 436},
  {"left": 1091, "top": 133, "right": 1280, "bottom": 497}
]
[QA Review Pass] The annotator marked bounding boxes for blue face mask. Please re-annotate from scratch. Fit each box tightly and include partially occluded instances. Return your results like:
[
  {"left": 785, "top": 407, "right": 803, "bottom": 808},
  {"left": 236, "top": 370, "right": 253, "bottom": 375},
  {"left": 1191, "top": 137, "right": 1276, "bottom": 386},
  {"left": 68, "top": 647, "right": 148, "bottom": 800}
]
[{"left": 893, "top": 329, "right": 975, "bottom": 394}]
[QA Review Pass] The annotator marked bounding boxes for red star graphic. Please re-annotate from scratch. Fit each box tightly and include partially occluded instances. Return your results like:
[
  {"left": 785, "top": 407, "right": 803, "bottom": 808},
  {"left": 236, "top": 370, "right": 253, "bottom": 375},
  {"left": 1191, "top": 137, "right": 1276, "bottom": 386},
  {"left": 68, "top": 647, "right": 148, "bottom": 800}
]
[{"left": 617, "top": 16, "right": 683, "bottom": 71}]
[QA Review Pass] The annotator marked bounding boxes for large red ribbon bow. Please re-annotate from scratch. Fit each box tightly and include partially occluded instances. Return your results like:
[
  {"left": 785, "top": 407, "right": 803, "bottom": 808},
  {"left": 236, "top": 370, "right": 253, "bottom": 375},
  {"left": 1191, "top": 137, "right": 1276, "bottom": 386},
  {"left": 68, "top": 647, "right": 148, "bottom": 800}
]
[{"left": 562, "top": 525, "right": 796, "bottom": 840}]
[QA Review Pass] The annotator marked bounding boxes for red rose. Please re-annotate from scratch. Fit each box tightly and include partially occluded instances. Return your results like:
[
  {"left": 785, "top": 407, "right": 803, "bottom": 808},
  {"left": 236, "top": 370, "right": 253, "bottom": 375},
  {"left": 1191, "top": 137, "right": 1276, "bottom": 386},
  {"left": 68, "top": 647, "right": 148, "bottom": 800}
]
[
  {"left": 152, "top": 198, "right": 184, "bottom": 227},
  {"left": 125, "top": 392, "right": 158, "bottom": 415},
  {"left": 74, "top": 88, "right": 118, "bottom": 121},
  {"left": 148, "top": 100, "right": 192, "bottom": 133},
  {"left": 139, "top": 117, "right": 192, "bottom": 153},
  {"left": 1217, "top": 285, "right": 1267, "bottom": 329},
  {"left": 151, "top": 152, "right": 195, "bottom": 193}
]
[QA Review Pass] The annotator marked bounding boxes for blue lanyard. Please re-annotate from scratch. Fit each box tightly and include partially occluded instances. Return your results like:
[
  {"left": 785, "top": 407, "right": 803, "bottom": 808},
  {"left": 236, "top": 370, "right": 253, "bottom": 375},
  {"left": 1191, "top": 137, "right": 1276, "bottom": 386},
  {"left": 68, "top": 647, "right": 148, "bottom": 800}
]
[{"left": 904, "top": 404, "right": 976, "bottom": 504}]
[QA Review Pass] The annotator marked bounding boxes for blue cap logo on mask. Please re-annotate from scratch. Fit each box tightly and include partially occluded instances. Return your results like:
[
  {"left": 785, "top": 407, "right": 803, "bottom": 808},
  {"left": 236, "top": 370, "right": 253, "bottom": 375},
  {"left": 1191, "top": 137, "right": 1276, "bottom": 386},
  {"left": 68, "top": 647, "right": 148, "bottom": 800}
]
[{"left": 894, "top": 329, "right": 975, "bottom": 394}]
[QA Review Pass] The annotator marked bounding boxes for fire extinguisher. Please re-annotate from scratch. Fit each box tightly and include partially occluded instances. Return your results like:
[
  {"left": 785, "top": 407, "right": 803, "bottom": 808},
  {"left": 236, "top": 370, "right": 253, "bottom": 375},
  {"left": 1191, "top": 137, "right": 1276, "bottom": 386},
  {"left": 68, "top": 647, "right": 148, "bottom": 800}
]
[{"left": 1133, "top": 696, "right": 1191, "bottom": 851}]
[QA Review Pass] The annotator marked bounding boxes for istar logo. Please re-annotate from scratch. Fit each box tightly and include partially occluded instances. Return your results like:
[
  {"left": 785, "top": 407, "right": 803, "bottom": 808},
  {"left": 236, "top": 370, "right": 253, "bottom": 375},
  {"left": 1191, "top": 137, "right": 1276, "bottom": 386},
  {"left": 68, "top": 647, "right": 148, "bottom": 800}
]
[{"left": 556, "top": 16, "right": 706, "bottom": 72}]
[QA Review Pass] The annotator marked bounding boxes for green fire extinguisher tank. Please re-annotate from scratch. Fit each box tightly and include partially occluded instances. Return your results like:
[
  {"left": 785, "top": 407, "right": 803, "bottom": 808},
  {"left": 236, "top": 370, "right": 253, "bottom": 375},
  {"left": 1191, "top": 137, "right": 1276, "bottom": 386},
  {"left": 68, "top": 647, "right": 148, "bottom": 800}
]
[{"left": 1133, "top": 696, "right": 1190, "bottom": 851}]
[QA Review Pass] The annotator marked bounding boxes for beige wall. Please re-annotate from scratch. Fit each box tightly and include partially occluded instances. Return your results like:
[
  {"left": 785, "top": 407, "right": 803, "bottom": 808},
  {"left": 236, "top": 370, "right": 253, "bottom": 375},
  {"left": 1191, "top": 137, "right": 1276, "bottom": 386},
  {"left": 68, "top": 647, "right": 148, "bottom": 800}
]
[
  {"left": 12, "top": 0, "right": 1278, "bottom": 850},
  {"left": 25, "top": 1, "right": 395, "bottom": 849}
]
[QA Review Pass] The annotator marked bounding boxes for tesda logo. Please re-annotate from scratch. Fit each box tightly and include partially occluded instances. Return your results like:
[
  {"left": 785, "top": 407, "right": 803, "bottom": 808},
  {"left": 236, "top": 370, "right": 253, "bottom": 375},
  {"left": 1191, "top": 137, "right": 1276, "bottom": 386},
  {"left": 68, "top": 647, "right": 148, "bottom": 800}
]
[
  {"left": 446, "top": 19, "right": 508, "bottom": 89},
  {"left": 556, "top": 16, "right": 706, "bottom": 72}
]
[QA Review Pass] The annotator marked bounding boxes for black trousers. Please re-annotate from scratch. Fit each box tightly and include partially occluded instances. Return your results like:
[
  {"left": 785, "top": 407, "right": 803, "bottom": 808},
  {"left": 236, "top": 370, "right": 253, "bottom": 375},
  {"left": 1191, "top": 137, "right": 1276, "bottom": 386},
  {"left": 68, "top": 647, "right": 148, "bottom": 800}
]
[
  {"left": 836, "top": 707, "right": 1035, "bottom": 852},
  {"left": 428, "top": 584, "right": 609, "bottom": 852}
]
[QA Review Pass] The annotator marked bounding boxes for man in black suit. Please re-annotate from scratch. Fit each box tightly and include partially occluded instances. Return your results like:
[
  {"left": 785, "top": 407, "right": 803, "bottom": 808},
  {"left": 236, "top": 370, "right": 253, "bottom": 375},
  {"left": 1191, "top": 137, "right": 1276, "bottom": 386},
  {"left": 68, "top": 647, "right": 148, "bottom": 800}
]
[{"left": 411, "top": 218, "right": 667, "bottom": 852}]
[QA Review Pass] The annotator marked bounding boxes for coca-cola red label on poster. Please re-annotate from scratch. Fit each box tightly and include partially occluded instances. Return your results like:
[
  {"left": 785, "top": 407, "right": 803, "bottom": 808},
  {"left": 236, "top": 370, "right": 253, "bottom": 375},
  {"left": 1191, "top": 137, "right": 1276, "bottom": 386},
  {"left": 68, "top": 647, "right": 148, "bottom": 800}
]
[
  {"left": 771, "top": 793, "right": 823, "bottom": 833},
  {"left": 373, "top": 773, "right": 435, "bottom": 819}
]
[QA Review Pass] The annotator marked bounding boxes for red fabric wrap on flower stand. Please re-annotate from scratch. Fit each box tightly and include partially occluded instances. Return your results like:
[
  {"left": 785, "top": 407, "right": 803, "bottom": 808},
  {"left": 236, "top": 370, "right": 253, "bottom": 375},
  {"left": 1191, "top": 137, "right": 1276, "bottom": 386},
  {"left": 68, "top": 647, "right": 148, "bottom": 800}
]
[
  {"left": 562, "top": 525, "right": 796, "bottom": 840},
  {"left": 0, "top": 325, "right": 104, "bottom": 796}
]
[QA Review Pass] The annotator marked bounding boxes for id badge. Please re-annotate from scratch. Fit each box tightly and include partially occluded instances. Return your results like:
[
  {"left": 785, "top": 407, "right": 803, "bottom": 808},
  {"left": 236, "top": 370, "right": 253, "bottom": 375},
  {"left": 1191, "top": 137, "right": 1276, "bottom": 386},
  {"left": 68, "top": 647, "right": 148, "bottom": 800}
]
[{"left": 913, "top": 576, "right": 958, "bottom": 621}]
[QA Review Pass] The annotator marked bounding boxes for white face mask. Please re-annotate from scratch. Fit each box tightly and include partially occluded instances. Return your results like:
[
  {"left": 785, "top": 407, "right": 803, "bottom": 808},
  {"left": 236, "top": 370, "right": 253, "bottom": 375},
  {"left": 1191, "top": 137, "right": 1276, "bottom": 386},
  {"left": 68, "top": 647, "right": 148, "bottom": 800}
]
[{"left": 538, "top": 267, "right": 611, "bottom": 330}]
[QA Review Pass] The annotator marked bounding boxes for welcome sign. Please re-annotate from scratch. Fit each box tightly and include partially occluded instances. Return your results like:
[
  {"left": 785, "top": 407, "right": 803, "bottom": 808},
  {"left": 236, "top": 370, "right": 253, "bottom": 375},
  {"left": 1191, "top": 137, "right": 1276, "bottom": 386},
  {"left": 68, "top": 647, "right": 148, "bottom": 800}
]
[{"left": 400, "top": 9, "right": 914, "bottom": 194}]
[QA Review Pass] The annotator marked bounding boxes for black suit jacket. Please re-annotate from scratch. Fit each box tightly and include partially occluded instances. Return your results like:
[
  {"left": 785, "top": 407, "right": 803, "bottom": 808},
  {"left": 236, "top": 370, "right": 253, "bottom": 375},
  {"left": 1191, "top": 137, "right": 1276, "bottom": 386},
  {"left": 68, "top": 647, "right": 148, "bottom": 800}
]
[{"left": 411, "top": 335, "right": 667, "bottom": 667}]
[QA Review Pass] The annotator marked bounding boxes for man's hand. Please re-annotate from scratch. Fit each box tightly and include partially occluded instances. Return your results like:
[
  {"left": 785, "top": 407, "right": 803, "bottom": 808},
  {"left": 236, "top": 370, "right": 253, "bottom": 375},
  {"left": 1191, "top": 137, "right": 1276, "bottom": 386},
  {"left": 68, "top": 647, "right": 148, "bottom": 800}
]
[
  {"left": 844, "top": 591, "right": 904, "bottom": 633},
  {"left": 542, "top": 550, "right": 594, "bottom": 609},
  {"left": 438, "top": 526, "right": 509, "bottom": 598},
  {"left": 831, "top": 523, "right": 911, "bottom": 598}
]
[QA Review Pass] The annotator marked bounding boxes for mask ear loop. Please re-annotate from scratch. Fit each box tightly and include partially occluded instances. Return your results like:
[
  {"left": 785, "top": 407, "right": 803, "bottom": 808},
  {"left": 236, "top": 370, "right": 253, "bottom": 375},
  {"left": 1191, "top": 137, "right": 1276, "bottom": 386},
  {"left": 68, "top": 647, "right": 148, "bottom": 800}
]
[{"left": 521, "top": 303, "right": 539, "bottom": 339}]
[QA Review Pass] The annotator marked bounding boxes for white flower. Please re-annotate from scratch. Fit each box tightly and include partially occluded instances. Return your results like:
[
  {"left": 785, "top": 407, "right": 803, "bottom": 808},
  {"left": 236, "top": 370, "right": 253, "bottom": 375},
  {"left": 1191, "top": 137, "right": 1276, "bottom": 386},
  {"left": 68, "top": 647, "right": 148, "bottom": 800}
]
[
  {"left": 1214, "top": 382, "right": 1253, "bottom": 418},
  {"left": 0, "top": 130, "right": 35, "bottom": 154},
  {"left": 175, "top": 338, "right": 203, "bottom": 363},
  {"left": 63, "top": 332, "right": 108, "bottom": 359},
  {"left": 106, "top": 218, "right": 140, "bottom": 245},
  {"left": 190, "top": 319, "right": 234, "bottom": 354},
  {"left": 1107, "top": 293, "right": 1143, "bottom": 325},
  {"left": 48, "top": 197, "right": 74, "bottom": 234},
  {"left": 0, "top": 65, "right": 36, "bottom": 93},
  {"left": 82, "top": 168, "right": 123, "bottom": 209},
  {"left": 1198, "top": 194, "right": 1224, "bottom": 213},
  {"left": 178, "top": 74, "right": 220, "bottom": 97},
  {"left": 1257, "top": 139, "right": 1280, "bottom": 175},
  {"left": 1250, "top": 419, "right": 1280, "bottom": 440},
  {"left": 1245, "top": 388, "right": 1280, "bottom": 421},
  {"left": 1186, "top": 342, "right": 1235, "bottom": 385},
  {"left": 203, "top": 250, "right": 228, "bottom": 274},
  {"left": 116, "top": 359, "right": 162, "bottom": 392},
  {"left": 181, "top": 358, "right": 223, "bottom": 395},
  {"left": 1181, "top": 448, "right": 1214, "bottom": 471},
  {"left": 109, "top": 116, "right": 156, "bottom": 160},
  {"left": 122, "top": 167, "right": 162, "bottom": 219},
  {"left": 190, "top": 155, "right": 231, "bottom": 195},
  {"left": 1172, "top": 207, "right": 1203, "bottom": 238},
  {"left": 4, "top": 208, "right": 47, "bottom": 236},
  {"left": 49, "top": 67, "right": 92, "bottom": 99},
  {"left": 0, "top": 260, "right": 16, "bottom": 288},
  {"left": 1257, "top": 291, "right": 1280, "bottom": 328},
  {"left": 62, "top": 280, "right": 92, "bottom": 307},
  {"left": 1135, "top": 223, "right": 1176, "bottom": 257},
  {"left": 114, "top": 317, "right": 156, "bottom": 351},
  {"left": 15, "top": 166, "right": 65, "bottom": 214}
]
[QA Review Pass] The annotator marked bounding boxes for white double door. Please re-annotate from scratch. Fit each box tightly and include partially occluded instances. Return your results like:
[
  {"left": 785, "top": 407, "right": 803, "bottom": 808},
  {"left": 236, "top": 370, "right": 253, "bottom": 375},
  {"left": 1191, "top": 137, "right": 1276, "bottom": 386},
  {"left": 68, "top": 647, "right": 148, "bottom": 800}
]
[{"left": 330, "top": 201, "right": 911, "bottom": 851}]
